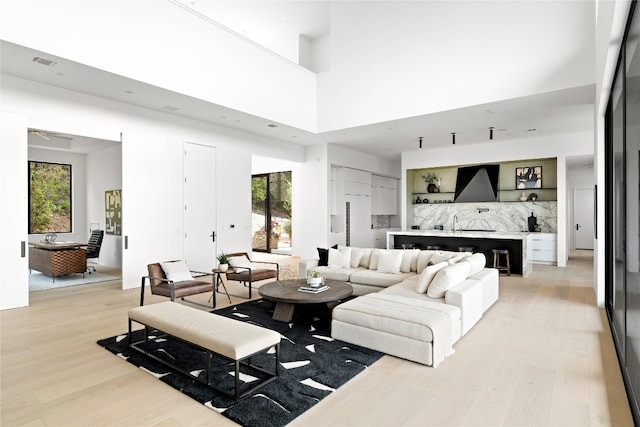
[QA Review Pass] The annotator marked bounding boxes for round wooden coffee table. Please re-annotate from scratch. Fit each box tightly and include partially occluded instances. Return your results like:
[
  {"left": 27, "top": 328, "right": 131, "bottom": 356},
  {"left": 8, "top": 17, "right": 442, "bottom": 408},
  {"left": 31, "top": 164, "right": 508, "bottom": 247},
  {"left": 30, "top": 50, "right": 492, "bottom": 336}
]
[{"left": 258, "top": 279, "right": 353, "bottom": 322}]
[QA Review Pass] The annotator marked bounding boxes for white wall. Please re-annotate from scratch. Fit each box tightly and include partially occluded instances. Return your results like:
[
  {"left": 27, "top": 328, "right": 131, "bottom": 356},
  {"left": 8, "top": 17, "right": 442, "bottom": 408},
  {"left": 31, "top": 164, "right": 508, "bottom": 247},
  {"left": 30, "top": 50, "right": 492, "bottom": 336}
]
[
  {"left": 27, "top": 147, "right": 86, "bottom": 244},
  {"left": 86, "top": 144, "right": 122, "bottom": 268},
  {"left": 0, "top": 0, "right": 316, "bottom": 132},
  {"left": 319, "top": 1, "right": 595, "bottom": 131},
  {"left": 402, "top": 130, "right": 594, "bottom": 268},
  {"left": 1, "top": 75, "right": 306, "bottom": 287}
]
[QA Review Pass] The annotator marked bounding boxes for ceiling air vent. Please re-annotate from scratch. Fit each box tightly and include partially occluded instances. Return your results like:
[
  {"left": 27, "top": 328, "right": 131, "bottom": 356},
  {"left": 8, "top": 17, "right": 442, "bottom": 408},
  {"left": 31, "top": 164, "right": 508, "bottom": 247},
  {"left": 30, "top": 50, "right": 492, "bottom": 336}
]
[
  {"left": 32, "top": 56, "right": 57, "bottom": 67},
  {"left": 161, "top": 105, "right": 180, "bottom": 112}
]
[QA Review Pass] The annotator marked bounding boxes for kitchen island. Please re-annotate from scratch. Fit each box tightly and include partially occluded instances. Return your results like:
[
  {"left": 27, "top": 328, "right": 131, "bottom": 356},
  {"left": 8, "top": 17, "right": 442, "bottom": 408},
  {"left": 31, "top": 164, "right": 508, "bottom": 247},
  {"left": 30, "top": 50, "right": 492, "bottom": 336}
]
[{"left": 388, "top": 230, "right": 532, "bottom": 276}]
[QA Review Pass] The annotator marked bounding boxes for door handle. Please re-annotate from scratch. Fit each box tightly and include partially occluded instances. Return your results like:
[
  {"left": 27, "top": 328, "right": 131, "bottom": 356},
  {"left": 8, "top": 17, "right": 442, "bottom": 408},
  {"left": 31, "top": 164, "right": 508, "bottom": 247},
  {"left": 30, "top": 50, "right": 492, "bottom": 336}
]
[
  {"left": 209, "top": 231, "right": 216, "bottom": 242},
  {"left": 576, "top": 224, "right": 582, "bottom": 230}
]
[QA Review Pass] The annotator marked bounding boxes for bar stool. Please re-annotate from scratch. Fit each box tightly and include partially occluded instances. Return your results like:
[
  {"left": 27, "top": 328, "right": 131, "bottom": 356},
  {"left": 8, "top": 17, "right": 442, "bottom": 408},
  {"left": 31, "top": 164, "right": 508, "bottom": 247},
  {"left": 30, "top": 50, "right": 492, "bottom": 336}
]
[
  {"left": 492, "top": 248, "right": 511, "bottom": 276},
  {"left": 426, "top": 245, "right": 443, "bottom": 250},
  {"left": 458, "top": 246, "right": 475, "bottom": 253}
]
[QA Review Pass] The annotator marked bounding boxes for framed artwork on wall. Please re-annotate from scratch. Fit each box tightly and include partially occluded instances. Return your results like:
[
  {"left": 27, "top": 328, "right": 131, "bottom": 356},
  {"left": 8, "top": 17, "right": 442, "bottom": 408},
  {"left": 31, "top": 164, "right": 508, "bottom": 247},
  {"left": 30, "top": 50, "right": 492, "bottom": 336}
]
[
  {"left": 516, "top": 166, "right": 542, "bottom": 189},
  {"left": 105, "top": 189, "right": 122, "bottom": 235}
]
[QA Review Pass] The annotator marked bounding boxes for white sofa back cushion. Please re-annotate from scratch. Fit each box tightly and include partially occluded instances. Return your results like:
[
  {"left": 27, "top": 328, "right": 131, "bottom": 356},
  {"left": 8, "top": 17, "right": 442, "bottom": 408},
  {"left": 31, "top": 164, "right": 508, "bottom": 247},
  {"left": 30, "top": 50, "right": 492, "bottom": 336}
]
[
  {"left": 377, "top": 250, "right": 404, "bottom": 274},
  {"left": 427, "top": 261, "right": 472, "bottom": 298},
  {"left": 461, "top": 253, "right": 486, "bottom": 276},
  {"left": 398, "top": 249, "right": 419, "bottom": 273},
  {"left": 329, "top": 247, "right": 352, "bottom": 268},
  {"left": 416, "top": 261, "right": 449, "bottom": 293}
]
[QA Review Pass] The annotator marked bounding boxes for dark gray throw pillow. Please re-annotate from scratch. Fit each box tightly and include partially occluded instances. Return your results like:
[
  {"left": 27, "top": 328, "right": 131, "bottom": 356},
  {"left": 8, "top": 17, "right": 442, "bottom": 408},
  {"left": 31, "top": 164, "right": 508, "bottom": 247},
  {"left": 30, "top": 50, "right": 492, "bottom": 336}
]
[{"left": 317, "top": 245, "right": 338, "bottom": 266}]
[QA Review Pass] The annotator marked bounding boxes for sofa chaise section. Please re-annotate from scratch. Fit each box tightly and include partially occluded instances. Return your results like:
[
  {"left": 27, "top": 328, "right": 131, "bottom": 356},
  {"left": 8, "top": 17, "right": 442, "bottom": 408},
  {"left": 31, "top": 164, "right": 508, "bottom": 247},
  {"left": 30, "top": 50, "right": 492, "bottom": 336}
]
[{"left": 332, "top": 293, "right": 460, "bottom": 367}]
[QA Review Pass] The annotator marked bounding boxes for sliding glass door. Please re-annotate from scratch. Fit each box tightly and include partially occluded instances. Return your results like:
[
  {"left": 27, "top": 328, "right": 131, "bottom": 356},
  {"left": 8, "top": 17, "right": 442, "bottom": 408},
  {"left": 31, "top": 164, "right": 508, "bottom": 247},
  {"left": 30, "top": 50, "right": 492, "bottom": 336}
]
[
  {"left": 251, "top": 172, "right": 292, "bottom": 254},
  {"left": 606, "top": 4, "right": 640, "bottom": 423}
]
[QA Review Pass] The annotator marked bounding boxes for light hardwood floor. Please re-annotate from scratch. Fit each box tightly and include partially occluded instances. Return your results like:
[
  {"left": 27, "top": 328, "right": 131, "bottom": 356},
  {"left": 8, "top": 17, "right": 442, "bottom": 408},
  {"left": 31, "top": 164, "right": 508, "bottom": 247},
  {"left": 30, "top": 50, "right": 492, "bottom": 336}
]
[{"left": 1, "top": 251, "right": 634, "bottom": 426}]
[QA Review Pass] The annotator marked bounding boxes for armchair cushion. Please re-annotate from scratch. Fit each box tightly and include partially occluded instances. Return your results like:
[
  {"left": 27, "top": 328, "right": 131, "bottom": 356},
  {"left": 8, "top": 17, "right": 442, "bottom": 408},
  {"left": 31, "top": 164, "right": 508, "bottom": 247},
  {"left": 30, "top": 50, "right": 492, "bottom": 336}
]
[{"left": 160, "top": 260, "right": 194, "bottom": 282}]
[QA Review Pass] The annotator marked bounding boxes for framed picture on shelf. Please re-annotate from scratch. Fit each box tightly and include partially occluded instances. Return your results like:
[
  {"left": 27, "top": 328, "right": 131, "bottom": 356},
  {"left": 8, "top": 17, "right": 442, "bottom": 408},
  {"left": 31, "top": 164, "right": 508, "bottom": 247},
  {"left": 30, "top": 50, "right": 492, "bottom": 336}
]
[{"left": 516, "top": 166, "right": 542, "bottom": 189}]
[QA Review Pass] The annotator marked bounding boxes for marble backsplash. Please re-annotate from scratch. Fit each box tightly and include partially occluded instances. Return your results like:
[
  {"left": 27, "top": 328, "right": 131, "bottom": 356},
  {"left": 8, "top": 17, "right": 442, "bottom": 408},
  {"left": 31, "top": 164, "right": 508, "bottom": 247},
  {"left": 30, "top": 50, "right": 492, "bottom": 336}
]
[{"left": 413, "top": 201, "right": 557, "bottom": 233}]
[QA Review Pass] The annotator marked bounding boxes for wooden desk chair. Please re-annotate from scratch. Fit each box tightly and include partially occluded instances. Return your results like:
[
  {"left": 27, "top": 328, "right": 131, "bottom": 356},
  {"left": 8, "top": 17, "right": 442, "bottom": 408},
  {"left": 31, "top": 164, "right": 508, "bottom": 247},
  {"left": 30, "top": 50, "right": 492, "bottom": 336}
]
[
  {"left": 140, "top": 260, "right": 215, "bottom": 308},
  {"left": 224, "top": 252, "right": 279, "bottom": 298}
]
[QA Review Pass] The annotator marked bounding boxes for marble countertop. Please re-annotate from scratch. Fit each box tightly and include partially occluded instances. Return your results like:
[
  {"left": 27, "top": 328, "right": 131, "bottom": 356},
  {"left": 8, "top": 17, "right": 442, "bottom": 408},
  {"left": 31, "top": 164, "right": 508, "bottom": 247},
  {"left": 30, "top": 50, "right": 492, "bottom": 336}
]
[{"left": 388, "top": 230, "right": 532, "bottom": 240}]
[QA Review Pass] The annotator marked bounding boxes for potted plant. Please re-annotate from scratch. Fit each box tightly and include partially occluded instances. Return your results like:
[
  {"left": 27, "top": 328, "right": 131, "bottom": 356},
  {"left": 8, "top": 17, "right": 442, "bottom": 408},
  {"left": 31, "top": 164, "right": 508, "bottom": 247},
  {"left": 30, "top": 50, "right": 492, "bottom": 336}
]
[
  {"left": 307, "top": 270, "right": 324, "bottom": 287},
  {"left": 217, "top": 252, "right": 229, "bottom": 272},
  {"left": 422, "top": 172, "right": 440, "bottom": 193}
]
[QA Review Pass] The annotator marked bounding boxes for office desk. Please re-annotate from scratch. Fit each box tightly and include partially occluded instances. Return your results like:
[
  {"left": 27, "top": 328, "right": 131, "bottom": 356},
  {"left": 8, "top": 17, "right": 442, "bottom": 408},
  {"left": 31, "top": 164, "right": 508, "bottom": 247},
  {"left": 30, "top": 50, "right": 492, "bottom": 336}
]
[{"left": 29, "top": 242, "right": 87, "bottom": 278}]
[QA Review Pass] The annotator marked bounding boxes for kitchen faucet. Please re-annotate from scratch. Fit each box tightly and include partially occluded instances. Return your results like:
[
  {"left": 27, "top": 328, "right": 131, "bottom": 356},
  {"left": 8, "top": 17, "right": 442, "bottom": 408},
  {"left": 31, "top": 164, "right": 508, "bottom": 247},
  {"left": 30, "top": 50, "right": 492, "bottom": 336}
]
[{"left": 452, "top": 215, "right": 459, "bottom": 232}]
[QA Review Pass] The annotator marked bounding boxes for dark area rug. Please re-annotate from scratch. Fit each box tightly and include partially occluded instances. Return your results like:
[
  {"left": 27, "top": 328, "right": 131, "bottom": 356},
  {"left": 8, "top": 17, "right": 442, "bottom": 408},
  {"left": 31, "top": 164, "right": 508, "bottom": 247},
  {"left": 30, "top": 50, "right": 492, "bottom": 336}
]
[{"left": 97, "top": 299, "right": 383, "bottom": 427}]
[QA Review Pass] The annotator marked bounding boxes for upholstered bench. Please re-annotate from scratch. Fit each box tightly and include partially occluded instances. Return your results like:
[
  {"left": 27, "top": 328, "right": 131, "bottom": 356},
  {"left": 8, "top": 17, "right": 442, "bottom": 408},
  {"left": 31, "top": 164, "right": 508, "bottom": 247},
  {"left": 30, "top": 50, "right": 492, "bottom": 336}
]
[
  {"left": 332, "top": 293, "right": 461, "bottom": 367},
  {"left": 128, "top": 301, "right": 281, "bottom": 400}
]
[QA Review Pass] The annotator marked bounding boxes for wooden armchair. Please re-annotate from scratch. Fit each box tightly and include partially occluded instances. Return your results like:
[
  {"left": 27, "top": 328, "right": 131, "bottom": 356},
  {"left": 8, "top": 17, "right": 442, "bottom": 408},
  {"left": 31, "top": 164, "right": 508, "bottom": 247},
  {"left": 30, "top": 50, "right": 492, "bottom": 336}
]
[
  {"left": 140, "top": 260, "right": 214, "bottom": 308},
  {"left": 224, "top": 252, "right": 279, "bottom": 298}
]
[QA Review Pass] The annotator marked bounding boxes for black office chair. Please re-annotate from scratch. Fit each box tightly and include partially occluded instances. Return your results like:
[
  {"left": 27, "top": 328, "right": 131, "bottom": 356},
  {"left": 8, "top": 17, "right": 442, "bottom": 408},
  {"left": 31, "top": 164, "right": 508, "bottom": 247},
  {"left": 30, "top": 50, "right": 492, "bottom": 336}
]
[{"left": 86, "top": 230, "right": 104, "bottom": 273}]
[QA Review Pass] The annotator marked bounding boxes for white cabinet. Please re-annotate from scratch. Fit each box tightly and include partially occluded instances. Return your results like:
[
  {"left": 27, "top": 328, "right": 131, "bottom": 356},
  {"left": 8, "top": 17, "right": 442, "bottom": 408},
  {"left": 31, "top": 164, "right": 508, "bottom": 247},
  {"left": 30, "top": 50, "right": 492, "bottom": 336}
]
[
  {"left": 330, "top": 166, "right": 337, "bottom": 215},
  {"left": 371, "top": 175, "right": 398, "bottom": 215},
  {"left": 530, "top": 233, "right": 557, "bottom": 264},
  {"left": 344, "top": 168, "right": 371, "bottom": 196}
]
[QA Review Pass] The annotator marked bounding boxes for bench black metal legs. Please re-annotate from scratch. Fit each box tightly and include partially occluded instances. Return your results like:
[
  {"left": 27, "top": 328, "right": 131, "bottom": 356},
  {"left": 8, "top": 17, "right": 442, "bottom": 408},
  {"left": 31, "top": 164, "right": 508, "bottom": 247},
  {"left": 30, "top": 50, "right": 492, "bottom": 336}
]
[{"left": 127, "top": 318, "right": 280, "bottom": 401}]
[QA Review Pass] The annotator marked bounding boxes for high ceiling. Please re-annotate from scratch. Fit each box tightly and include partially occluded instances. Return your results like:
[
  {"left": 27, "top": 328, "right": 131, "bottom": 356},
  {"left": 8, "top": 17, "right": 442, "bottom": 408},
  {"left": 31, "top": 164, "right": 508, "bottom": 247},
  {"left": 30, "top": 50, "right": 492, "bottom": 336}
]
[{"left": 2, "top": 0, "right": 595, "bottom": 169}]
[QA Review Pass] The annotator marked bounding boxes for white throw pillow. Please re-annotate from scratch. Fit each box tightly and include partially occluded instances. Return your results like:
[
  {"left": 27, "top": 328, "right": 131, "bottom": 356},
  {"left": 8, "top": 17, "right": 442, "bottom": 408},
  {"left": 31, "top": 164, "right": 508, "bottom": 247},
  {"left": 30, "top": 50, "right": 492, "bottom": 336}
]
[
  {"left": 430, "top": 251, "right": 457, "bottom": 265},
  {"left": 368, "top": 249, "right": 381, "bottom": 270},
  {"left": 358, "top": 248, "right": 373, "bottom": 268},
  {"left": 160, "top": 260, "right": 193, "bottom": 282},
  {"left": 350, "top": 248, "right": 365, "bottom": 268},
  {"left": 228, "top": 256, "right": 254, "bottom": 272},
  {"left": 427, "top": 262, "right": 472, "bottom": 299},
  {"left": 464, "top": 253, "right": 486, "bottom": 276},
  {"left": 328, "top": 247, "right": 352, "bottom": 268},
  {"left": 377, "top": 250, "right": 403, "bottom": 274},
  {"left": 416, "top": 250, "right": 436, "bottom": 274},
  {"left": 415, "top": 261, "right": 449, "bottom": 293}
]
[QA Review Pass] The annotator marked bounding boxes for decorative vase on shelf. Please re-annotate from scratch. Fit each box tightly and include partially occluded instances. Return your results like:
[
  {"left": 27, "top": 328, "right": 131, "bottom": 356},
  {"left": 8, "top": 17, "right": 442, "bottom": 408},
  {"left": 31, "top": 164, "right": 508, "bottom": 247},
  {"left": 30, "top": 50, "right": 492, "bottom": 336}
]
[
  {"left": 528, "top": 212, "right": 537, "bottom": 232},
  {"left": 519, "top": 192, "right": 527, "bottom": 202},
  {"left": 427, "top": 183, "right": 437, "bottom": 193}
]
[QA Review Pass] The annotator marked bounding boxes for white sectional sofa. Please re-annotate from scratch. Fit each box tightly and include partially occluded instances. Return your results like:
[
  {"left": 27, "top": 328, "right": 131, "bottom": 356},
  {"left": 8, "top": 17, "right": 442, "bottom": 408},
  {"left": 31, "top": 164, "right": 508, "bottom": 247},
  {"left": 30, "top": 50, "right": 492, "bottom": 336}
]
[{"left": 298, "top": 246, "right": 499, "bottom": 366}]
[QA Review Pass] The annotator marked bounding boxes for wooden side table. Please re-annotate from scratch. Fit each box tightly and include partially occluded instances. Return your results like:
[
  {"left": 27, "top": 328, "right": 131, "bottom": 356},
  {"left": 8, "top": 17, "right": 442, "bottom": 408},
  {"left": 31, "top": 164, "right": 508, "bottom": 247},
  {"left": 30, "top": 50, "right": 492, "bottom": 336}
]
[{"left": 210, "top": 269, "right": 232, "bottom": 306}]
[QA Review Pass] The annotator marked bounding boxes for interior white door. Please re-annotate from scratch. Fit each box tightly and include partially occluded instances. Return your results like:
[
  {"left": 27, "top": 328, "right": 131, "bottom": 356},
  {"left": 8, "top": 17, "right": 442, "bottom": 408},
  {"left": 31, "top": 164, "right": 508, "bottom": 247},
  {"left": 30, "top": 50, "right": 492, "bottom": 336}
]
[
  {"left": 0, "top": 113, "right": 29, "bottom": 309},
  {"left": 574, "top": 188, "right": 595, "bottom": 250},
  {"left": 183, "top": 142, "right": 216, "bottom": 272},
  {"left": 121, "top": 133, "right": 183, "bottom": 289}
]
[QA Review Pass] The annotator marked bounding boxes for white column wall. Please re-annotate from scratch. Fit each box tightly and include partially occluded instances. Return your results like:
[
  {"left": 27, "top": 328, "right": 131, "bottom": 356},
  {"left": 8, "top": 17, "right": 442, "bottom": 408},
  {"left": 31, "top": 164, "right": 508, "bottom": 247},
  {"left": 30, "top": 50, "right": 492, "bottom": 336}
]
[
  {"left": 593, "top": 0, "right": 633, "bottom": 307},
  {"left": 0, "top": 0, "right": 316, "bottom": 131},
  {"left": 402, "top": 131, "right": 594, "bottom": 268},
  {"left": 0, "top": 112, "right": 29, "bottom": 310}
]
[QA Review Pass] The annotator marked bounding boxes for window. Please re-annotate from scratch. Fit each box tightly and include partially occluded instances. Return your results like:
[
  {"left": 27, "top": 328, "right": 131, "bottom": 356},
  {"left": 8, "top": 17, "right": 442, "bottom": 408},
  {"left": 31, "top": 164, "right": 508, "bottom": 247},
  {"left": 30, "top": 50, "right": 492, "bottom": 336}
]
[{"left": 28, "top": 161, "right": 72, "bottom": 233}]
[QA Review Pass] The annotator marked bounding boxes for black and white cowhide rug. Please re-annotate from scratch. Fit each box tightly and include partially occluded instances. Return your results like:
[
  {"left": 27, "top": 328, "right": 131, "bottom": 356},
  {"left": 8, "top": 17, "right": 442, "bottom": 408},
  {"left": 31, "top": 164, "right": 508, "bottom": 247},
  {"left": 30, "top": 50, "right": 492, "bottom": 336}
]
[{"left": 97, "top": 299, "right": 383, "bottom": 427}]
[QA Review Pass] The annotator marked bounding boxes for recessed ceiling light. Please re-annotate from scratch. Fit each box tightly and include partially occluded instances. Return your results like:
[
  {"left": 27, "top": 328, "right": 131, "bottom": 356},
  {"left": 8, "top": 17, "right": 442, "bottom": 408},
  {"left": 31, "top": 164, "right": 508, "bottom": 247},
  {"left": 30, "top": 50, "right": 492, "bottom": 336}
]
[
  {"left": 527, "top": 128, "right": 537, "bottom": 132},
  {"left": 387, "top": 127, "right": 395, "bottom": 131},
  {"left": 161, "top": 105, "right": 180, "bottom": 112},
  {"left": 124, "top": 90, "right": 134, "bottom": 94},
  {"left": 292, "top": 135, "right": 298, "bottom": 138},
  {"left": 220, "top": 116, "right": 227, "bottom": 119},
  {"left": 267, "top": 124, "right": 278, "bottom": 128}
]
